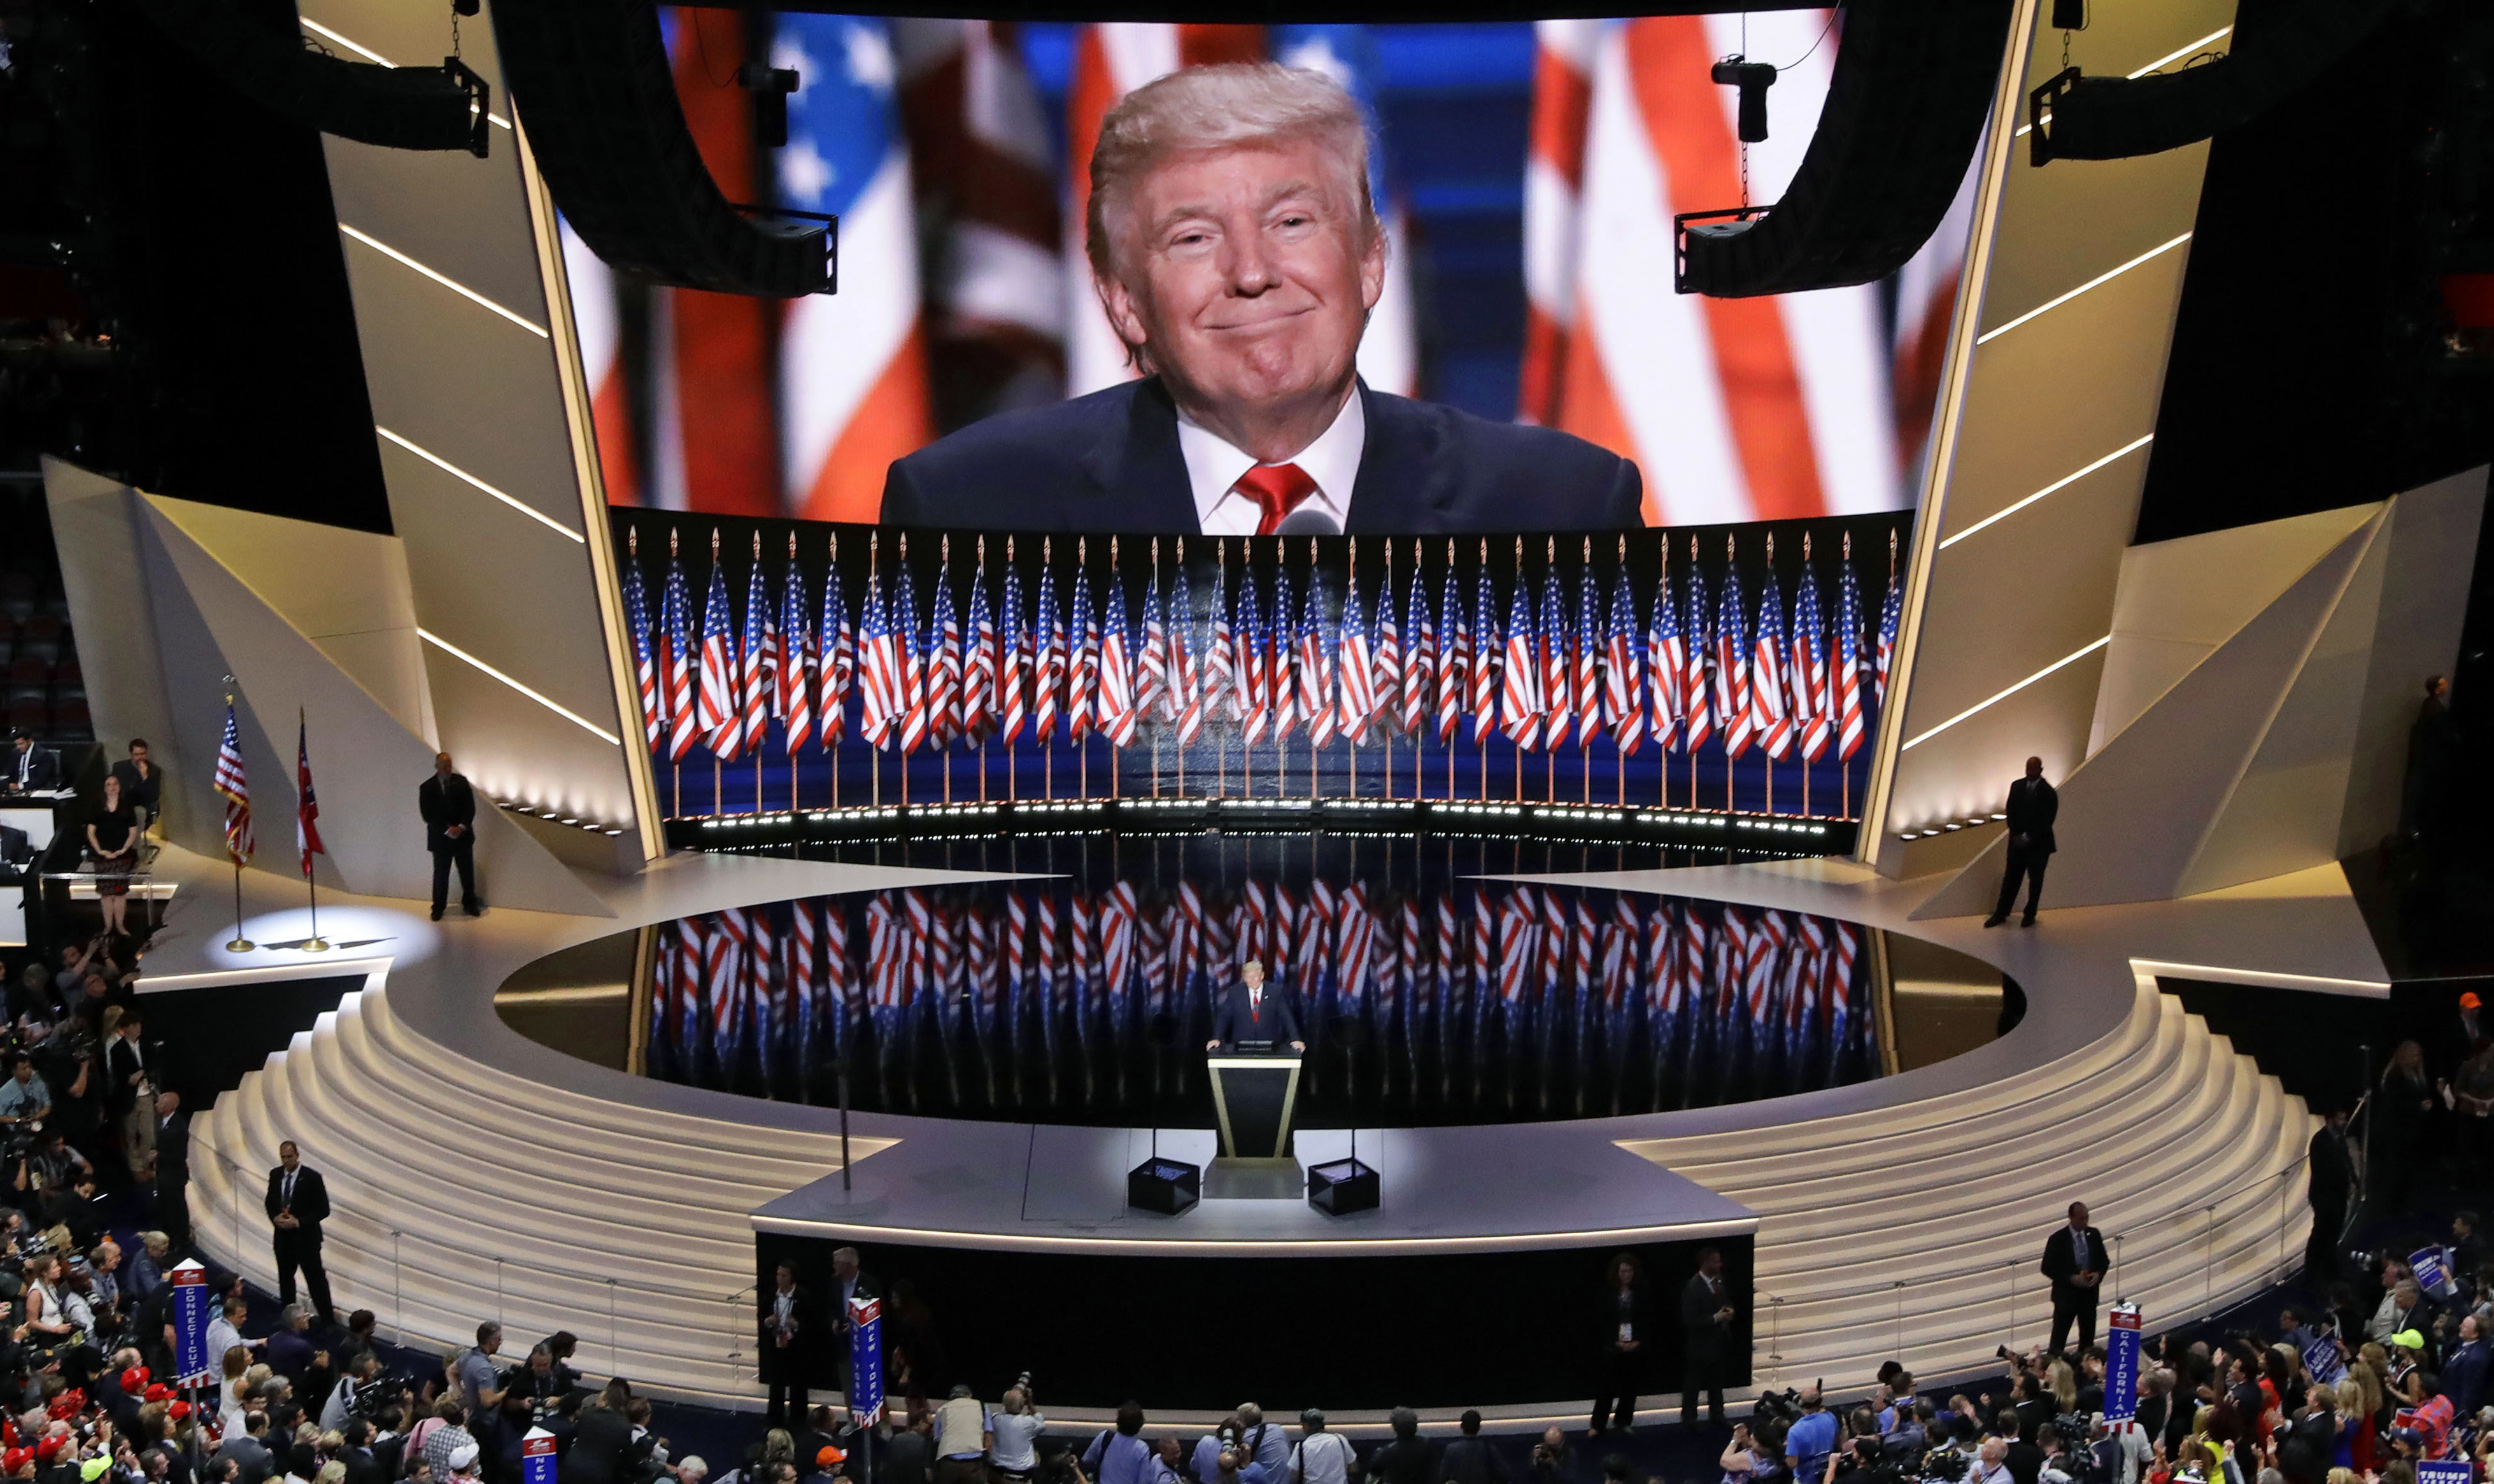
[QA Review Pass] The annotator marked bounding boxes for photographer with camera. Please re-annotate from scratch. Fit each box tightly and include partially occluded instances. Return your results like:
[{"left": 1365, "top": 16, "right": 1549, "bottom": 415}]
[
  {"left": 1785, "top": 1392, "right": 1838, "bottom": 1484},
  {"left": 1289, "top": 1410, "right": 1353, "bottom": 1484},
  {"left": 1529, "top": 1429, "right": 1576, "bottom": 1484},
  {"left": 973, "top": 1383, "right": 1038, "bottom": 1484},
  {"left": 1079, "top": 1404, "right": 1151, "bottom": 1484}
]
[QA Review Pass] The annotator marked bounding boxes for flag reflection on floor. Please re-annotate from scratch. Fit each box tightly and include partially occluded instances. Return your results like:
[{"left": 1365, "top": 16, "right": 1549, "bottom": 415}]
[{"left": 641, "top": 846, "right": 1881, "bottom": 1129}]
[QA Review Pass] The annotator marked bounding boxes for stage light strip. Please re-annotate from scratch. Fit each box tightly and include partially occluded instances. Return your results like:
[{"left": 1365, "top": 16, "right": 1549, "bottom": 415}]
[
  {"left": 338, "top": 224, "right": 549, "bottom": 339},
  {"left": 2016, "top": 27, "right": 2234, "bottom": 136},
  {"left": 2131, "top": 959, "right": 2389, "bottom": 998},
  {"left": 2128, "top": 26, "right": 2234, "bottom": 79},
  {"left": 375, "top": 427, "right": 584, "bottom": 544},
  {"left": 1974, "top": 232, "right": 2192, "bottom": 345},
  {"left": 298, "top": 18, "right": 512, "bottom": 129},
  {"left": 1900, "top": 634, "right": 2111, "bottom": 752},
  {"left": 1938, "top": 434, "right": 2155, "bottom": 549},
  {"left": 417, "top": 628, "right": 622, "bottom": 745}
]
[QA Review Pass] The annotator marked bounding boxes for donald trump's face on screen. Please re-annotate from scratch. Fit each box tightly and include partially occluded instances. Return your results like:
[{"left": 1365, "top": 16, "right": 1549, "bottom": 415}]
[{"left": 1096, "top": 133, "right": 1385, "bottom": 463}]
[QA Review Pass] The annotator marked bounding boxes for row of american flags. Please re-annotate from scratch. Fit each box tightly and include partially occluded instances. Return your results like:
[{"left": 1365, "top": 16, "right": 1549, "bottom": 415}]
[
  {"left": 620, "top": 518, "right": 1906, "bottom": 816},
  {"left": 642, "top": 878, "right": 1876, "bottom": 1119},
  {"left": 566, "top": 13, "right": 1971, "bottom": 525}
]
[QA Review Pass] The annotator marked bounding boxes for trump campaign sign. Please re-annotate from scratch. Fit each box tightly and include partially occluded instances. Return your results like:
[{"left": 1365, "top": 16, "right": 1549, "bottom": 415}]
[{"left": 2102, "top": 1304, "right": 2143, "bottom": 1424}]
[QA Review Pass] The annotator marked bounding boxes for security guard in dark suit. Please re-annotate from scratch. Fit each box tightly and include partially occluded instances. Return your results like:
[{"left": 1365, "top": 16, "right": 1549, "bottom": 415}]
[
  {"left": 1987, "top": 757, "right": 2059, "bottom": 928},
  {"left": 418, "top": 753, "right": 483, "bottom": 921}
]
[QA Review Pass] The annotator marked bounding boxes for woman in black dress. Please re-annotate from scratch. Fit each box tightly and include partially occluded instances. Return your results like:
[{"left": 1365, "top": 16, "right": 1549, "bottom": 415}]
[{"left": 85, "top": 774, "right": 139, "bottom": 940}]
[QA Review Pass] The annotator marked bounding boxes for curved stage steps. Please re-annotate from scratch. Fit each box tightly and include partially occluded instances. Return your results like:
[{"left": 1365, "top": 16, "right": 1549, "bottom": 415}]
[{"left": 189, "top": 969, "right": 2312, "bottom": 1414}]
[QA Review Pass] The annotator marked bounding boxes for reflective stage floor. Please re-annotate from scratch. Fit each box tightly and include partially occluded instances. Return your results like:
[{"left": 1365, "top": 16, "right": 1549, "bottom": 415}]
[{"left": 502, "top": 834, "right": 2009, "bottom": 1133}]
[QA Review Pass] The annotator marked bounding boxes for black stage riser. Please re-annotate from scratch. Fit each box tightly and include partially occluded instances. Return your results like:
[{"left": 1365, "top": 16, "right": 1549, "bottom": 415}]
[{"left": 753, "top": 1231, "right": 1754, "bottom": 1413}]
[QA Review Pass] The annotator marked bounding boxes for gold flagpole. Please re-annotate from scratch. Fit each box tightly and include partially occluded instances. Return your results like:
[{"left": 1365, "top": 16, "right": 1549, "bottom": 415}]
[
  {"left": 1150, "top": 537, "right": 1163, "bottom": 798},
  {"left": 940, "top": 534, "right": 954, "bottom": 807},
  {"left": 1110, "top": 535, "right": 1121, "bottom": 801},
  {"left": 1764, "top": 530, "right": 1775, "bottom": 819},
  {"left": 1005, "top": 535, "right": 1017, "bottom": 803},
  {"left": 753, "top": 530, "right": 765, "bottom": 817},
  {"left": 1310, "top": 537, "right": 1322, "bottom": 800},
  {"left": 1690, "top": 533, "right": 1703, "bottom": 812},
  {"left": 1545, "top": 535, "right": 1556, "bottom": 803},
  {"left": 711, "top": 526, "right": 723, "bottom": 819},
  {"left": 828, "top": 531, "right": 841, "bottom": 811},
  {"left": 977, "top": 534, "right": 990, "bottom": 805},
  {"left": 1802, "top": 532, "right": 1813, "bottom": 822},
  {"left": 870, "top": 532, "right": 882, "bottom": 809},
  {"left": 1582, "top": 535, "right": 1593, "bottom": 805},
  {"left": 1347, "top": 536, "right": 1359, "bottom": 800},
  {"left": 1173, "top": 537, "right": 1186, "bottom": 798},
  {"left": 1044, "top": 537, "right": 1054, "bottom": 802},
  {"left": 790, "top": 531, "right": 803, "bottom": 814},
  {"left": 899, "top": 531, "right": 912, "bottom": 810},
  {"left": 1079, "top": 536, "right": 1090, "bottom": 800},
  {"left": 1725, "top": 532, "right": 1736, "bottom": 816},
  {"left": 299, "top": 705, "right": 328, "bottom": 952},
  {"left": 223, "top": 677, "right": 253, "bottom": 952},
  {"left": 1618, "top": 535, "right": 1629, "bottom": 809}
]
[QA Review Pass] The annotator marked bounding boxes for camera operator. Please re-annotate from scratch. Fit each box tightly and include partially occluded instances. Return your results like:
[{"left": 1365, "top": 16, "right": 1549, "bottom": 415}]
[
  {"left": 1529, "top": 1429, "right": 1577, "bottom": 1484},
  {"left": 989, "top": 1386, "right": 1045, "bottom": 1484}
]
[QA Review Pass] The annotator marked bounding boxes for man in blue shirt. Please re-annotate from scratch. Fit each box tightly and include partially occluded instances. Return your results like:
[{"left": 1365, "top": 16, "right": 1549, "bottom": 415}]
[
  {"left": 1082, "top": 1404, "right": 1153, "bottom": 1484},
  {"left": 0, "top": 1057, "right": 50, "bottom": 1127},
  {"left": 1784, "top": 1390, "right": 1838, "bottom": 1484}
]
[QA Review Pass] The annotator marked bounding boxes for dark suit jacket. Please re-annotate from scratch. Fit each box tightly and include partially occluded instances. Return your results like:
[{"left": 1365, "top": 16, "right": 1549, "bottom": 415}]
[
  {"left": 105, "top": 1036, "right": 151, "bottom": 1116},
  {"left": 154, "top": 1110, "right": 190, "bottom": 1196},
  {"left": 2039, "top": 1224, "right": 2107, "bottom": 1302},
  {"left": 8, "top": 745, "right": 59, "bottom": 793},
  {"left": 2307, "top": 1127, "right": 2354, "bottom": 1213},
  {"left": 1210, "top": 981, "right": 1300, "bottom": 1047},
  {"left": 558, "top": 1408, "right": 631, "bottom": 1484},
  {"left": 2004, "top": 777, "right": 2059, "bottom": 855},
  {"left": 759, "top": 1282, "right": 816, "bottom": 1370},
  {"left": 420, "top": 774, "right": 478, "bottom": 853},
  {"left": 266, "top": 1165, "right": 332, "bottom": 1236},
  {"left": 881, "top": 379, "right": 1645, "bottom": 535},
  {"left": 1680, "top": 1271, "right": 1734, "bottom": 1362}
]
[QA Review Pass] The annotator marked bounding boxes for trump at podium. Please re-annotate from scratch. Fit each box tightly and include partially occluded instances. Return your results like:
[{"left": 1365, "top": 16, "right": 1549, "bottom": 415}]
[{"left": 1209, "top": 960, "right": 1304, "bottom": 1052}]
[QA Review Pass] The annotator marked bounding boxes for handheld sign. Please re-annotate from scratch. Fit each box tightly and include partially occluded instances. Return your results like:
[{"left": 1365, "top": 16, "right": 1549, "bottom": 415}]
[
  {"left": 171, "top": 1259, "right": 212, "bottom": 1385},
  {"left": 849, "top": 1296, "right": 884, "bottom": 1427},
  {"left": 522, "top": 1428, "right": 557, "bottom": 1484},
  {"left": 2102, "top": 1304, "right": 2142, "bottom": 1424},
  {"left": 2411, "top": 1245, "right": 2460, "bottom": 1301},
  {"left": 2416, "top": 1460, "right": 2470, "bottom": 1484}
]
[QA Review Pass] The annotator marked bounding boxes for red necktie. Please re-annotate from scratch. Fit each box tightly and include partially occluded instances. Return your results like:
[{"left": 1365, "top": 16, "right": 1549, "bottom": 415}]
[{"left": 1233, "top": 463, "right": 1318, "bottom": 536}]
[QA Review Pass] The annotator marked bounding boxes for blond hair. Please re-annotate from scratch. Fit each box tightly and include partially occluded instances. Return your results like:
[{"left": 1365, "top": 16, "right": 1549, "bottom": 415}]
[{"left": 1085, "top": 61, "right": 1379, "bottom": 286}]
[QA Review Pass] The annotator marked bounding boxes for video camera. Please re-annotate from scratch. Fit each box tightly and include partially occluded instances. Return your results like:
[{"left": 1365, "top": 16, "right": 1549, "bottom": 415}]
[{"left": 1752, "top": 1387, "right": 1806, "bottom": 1427}]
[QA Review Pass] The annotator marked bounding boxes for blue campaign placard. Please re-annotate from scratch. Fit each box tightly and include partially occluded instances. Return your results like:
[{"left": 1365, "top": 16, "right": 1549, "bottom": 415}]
[
  {"left": 2416, "top": 1459, "right": 2470, "bottom": 1484},
  {"left": 522, "top": 1429, "right": 558, "bottom": 1484},
  {"left": 849, "top": 1296, "right": 884, "bottom": 1425},
  {"left": 2103, "top": 1304, "right": 2142, "bottom": 1423},
  {"left": 171, "top": 1261, "right": 211, "bottom": 1384},
  {"left": 2413, "top": 1246, "right": 2459, "bottom": 1300}
]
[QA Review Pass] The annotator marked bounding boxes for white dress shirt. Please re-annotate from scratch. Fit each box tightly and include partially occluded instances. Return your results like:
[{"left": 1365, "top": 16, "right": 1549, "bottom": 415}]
[{"left": 1177, "top": 388, "right": 1366, "bottom": 535}]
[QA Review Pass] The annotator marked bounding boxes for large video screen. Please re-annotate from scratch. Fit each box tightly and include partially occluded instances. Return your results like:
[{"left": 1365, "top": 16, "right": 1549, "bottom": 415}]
[{"left": 563, "top": 13, "right": 1976, "bottom": 535}]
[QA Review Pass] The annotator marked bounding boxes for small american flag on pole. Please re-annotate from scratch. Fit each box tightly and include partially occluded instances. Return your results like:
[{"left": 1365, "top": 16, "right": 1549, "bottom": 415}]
[{"left": 214, "top": 699, "right": 253, "bottom": 865}]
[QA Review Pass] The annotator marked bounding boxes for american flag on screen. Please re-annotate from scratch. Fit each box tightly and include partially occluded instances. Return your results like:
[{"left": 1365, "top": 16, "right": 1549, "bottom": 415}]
[
  {"left": 776, "top": 13, "right": 935, "bottom": 521},
  {"left": 214, "top": 700, "right": 253, "bottom": 866},
  {"left": 1527, "top": 13, "right": 1902, "bottom": 524}
]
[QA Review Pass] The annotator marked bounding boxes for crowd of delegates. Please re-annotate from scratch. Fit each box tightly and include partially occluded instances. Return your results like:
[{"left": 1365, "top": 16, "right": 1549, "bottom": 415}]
[
  {"left": 0, "top": 1245, "right": 721, "bottom": 1484},
  {"left": 720, "top": 1232, "right": 2494, "bottom": 1484}
]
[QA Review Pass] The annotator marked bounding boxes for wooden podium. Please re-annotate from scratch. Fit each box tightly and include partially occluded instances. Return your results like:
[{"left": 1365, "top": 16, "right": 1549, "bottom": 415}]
[{"left": 1207, "top": 1048, "right": 1303, "bottom": 1159}]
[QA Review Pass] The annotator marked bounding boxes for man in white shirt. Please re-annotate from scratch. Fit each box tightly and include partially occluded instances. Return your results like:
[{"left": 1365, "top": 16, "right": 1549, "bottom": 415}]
[
  {"left": 1287, "top": 1411, "right": 1355, "bottom": 1484},
  {"left": 207, "top": 1294, "right": 252, "bottom": 1374}
]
